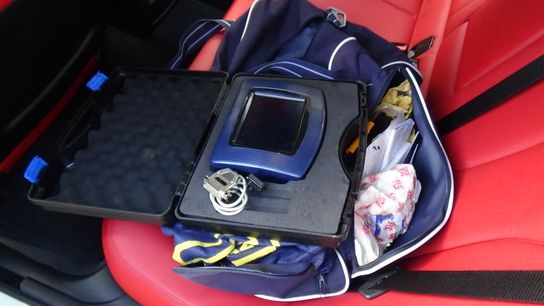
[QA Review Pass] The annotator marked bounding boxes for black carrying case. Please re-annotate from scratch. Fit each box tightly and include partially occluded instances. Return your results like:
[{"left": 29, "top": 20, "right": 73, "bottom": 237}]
[
  {"left": 28, "top": 70, "right": 367, "bottom": 248},
  {"left": 175, "top": 74, "right": 367, "bottom": 247}
]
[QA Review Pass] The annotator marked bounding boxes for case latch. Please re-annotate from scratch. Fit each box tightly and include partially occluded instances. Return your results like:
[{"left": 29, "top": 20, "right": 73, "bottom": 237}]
[{"left": 24, "top": 156, "right": 48, "bottom": 184}]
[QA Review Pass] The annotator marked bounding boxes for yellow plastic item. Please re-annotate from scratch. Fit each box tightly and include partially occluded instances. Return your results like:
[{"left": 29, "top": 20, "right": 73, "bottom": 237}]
[
  {"left": 379, "top": 79, "right": 413, "bottom": 117},
  {"left": 345, "top": 121, "right": 375, "bottom": 154}
]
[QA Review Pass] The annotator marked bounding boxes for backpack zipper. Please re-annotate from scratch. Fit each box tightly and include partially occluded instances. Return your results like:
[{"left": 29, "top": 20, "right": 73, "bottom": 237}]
[{"left": 317, "top": 272, "right": 327, "bottom": 297}]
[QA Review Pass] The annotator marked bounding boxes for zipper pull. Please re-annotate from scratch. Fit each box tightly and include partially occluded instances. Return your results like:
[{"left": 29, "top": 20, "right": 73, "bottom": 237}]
[{"left": 317, "top": 272, "right": 327, "bottom": 297}]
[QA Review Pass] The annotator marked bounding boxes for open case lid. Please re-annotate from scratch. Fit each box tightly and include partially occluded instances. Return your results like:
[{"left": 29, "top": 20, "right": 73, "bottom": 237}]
[{"left": 28, "top": 68, "right": 228, "bottom": 223}]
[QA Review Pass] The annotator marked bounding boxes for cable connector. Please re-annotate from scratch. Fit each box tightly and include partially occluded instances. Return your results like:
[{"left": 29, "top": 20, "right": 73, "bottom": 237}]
[
  {"left": 204, "top": 169, "right": 247, "bottom": 216},
  {"left": 246, "top": 173, "right": 265, "bottom": 192},
  {"left": 203, "top": 168, "right": 241, "bottom": 200}
]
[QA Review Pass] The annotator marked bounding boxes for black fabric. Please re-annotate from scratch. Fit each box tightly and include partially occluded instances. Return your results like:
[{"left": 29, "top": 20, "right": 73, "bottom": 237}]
[
  {"left": 100, "top": 26, "right": 173, "bottom": 70},
  {"left": 438, "top": 55, "right": 544, "bottom": 135},
  {"left": 100, "top": 0, "right": 226, "bottom": 71},
  {"left": 0, "top": 86, "right": 104, "bottom": 276},
  {"left": 197, "top": 0, "right": 233, "bottom": 11},
  {"left": 107, "top": 0, "right": 177, "bottom": 36},
  {"left": 372, "top": 270, "right": 544, "bottom": 304},
  {"left": 0, "top": 0, "right": 105, "bottom": 161}
]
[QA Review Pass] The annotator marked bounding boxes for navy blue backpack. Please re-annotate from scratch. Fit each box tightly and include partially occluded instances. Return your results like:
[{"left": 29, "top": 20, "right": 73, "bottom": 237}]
[{"left": 167, "top": 0, "right": 453, "bottom": 301}]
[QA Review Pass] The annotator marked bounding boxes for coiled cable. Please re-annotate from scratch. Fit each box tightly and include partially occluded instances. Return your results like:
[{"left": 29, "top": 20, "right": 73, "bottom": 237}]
[{"left": 203, "top": 169, "right": 249, "bottom": 216}]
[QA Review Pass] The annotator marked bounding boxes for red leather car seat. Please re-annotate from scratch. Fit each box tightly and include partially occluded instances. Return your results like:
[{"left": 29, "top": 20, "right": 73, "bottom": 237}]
[
  {"left": 103, "top": 0, "right": 544, "bottom": 305},
  {"left": 412, "top": 0, "right": 544, "bottom": 272},
  {"left": 0, "top": 0, "right": 12, "bottom": 10}
]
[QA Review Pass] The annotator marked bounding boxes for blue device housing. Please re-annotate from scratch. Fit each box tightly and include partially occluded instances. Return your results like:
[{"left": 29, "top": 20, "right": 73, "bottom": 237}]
[{"left": 210, "top": 79, "right": 325, "bottom": 182}]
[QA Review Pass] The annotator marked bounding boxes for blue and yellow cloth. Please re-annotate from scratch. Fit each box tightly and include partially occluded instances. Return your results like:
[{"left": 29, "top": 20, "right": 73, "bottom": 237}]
[{"left": 162, "top": 222, "right": 328, "bottom": 268}]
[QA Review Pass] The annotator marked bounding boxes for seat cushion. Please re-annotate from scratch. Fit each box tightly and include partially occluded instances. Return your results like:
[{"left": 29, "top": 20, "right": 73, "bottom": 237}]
[{"left": 104, "top": 219, "right": 544, "bottom": 306}]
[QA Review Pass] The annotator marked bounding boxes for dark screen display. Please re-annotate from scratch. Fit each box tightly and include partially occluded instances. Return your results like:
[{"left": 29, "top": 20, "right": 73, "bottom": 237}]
[{"left": 231, "top": 90, "right": 308, "bottom": 155}]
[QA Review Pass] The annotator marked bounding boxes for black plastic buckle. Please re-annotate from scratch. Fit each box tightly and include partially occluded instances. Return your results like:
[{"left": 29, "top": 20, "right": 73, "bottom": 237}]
[
  {"left": 407, "top": 36, "right": 435, "bottom": 59},
  {"left": 358, "top": 268, "right": 399, "bottom": 299},
  {"left": 326, "top": 7, "right": 347, "bottom": 28}
]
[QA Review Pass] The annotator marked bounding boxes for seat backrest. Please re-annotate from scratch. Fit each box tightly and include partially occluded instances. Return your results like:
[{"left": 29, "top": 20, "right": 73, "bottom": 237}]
[
  {"left": 427, "top": 0, "right": 543, "bottom": 119},
  {"left": 425, "top": 0, "right": 544, "bottom": 170}
]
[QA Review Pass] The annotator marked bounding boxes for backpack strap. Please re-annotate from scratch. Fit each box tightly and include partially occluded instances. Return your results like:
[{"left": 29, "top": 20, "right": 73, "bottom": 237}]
[
  {"left": 168, "top": 19, "right": 233, "bottom": 69},
  {"left": 359, "top": 269, "right": 544, "bottom": 304},
  {"left": 437, "top": 55, "right": 543, "bottom": 135}
]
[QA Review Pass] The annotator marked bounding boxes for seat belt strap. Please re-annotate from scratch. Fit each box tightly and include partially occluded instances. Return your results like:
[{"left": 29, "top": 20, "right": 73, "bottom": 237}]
[
  {"left": 360, "top": 269, "right": 544, "bottom": 304},
  {"left": 437, "top": 55, "right": 544, "bottom": 135}
]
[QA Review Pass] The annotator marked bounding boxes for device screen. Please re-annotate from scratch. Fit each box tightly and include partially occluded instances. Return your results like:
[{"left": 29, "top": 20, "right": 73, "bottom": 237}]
[{"left": 231, "top": 90, "right": 309, "bottom": 155}]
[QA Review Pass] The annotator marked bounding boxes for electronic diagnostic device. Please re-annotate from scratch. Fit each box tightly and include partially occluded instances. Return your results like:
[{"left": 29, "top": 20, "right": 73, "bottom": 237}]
[
  {"left": 210, "top": 80, "right": 326, "bottom": 182},
  {"left": 177, "top": 75, "right": 366, "bottom": 246}
]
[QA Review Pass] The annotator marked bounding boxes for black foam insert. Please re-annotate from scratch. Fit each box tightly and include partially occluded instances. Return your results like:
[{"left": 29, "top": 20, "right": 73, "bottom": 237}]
[
  {"left": 31, "top": 69, "right": 227, "bottom": 222},
  {"left": 177, "top": 75, "right": 366, "bottom": 246}
]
